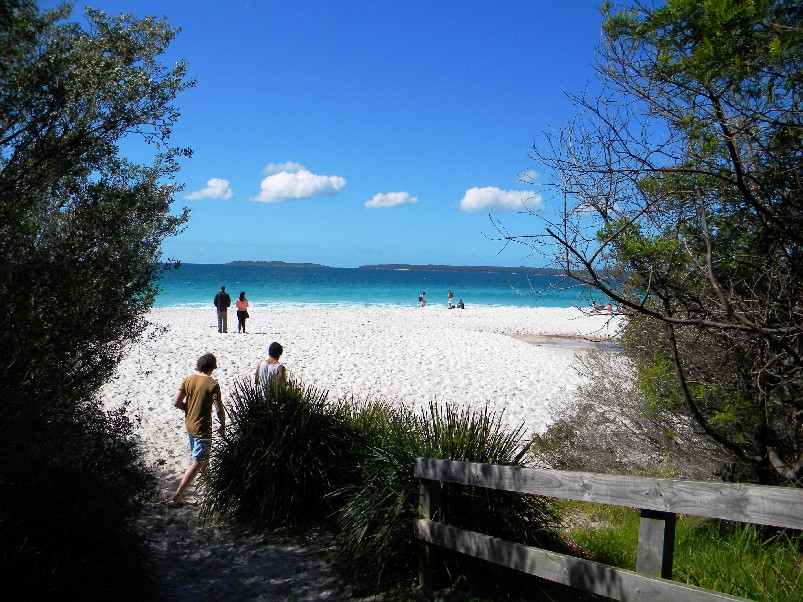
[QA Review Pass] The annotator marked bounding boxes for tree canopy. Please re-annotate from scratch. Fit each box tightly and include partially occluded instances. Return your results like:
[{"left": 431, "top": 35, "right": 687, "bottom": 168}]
[
  {"left": 510, "top": 0, "right": 802, "bottom": 484},
  {"left": 0, "top": 1, "right": 192, "bottom": 593}
]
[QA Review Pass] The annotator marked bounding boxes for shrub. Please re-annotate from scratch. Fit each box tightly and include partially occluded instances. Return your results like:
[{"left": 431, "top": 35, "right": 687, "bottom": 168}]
[
  {"left": 335, "top": 401, "right": 563, "bottom": 592},
  {"left": 1, "top": 403, "right": 156, "bottom": 599},
  {"left": 1, "top": 2, "right": 190, "bottom": 594},
  {"left": 532, "top": 350, "right": 726, "bottom": 479},
  {"left": 200, "top": 378, "right": 359, "bottom": 528}
]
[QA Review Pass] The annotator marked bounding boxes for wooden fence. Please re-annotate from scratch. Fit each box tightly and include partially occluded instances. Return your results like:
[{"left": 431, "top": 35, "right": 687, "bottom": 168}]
[{"left": 414, "top": 458, "right": 803, "bottom": 601}]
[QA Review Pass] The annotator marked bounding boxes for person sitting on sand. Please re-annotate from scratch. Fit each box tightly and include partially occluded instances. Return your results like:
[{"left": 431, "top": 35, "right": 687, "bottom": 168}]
[
  {"left": 170, "top": 352, "right": 226, "bottom": 507},
  {"left": 255, "top": 342, "right": 287, "bottom": 392},
  {"left": 456, "top": 299, "right": 465, "bottom": 309}
]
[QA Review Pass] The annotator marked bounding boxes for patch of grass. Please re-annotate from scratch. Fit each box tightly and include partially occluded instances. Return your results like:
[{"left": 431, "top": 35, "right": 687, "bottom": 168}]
[
  {"left": 202, "top": 380, "right": 565, "bottom": 596},
  {"left": 674, "top": 521, "right": 803, "bottom": 600},
  {"left": 561, "top": 501, "right": 803, "bottom": 601}
]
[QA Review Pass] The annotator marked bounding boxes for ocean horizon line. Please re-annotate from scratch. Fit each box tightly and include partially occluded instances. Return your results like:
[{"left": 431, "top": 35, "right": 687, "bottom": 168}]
[{"left": 153, "top": 263, "right": 600, "bottom": 310}]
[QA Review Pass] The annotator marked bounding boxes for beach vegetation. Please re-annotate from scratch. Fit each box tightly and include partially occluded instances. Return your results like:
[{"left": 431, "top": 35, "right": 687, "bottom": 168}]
[
  {"left": 200, "top": 378, "right": 566, "bottom": 597},
  {"left": 560, "top": 501, "right": 803, "bottom": 601},
  {"left": 502, "top": 0, "right": 803, "bottom": 485},
  {"left": 0, "top": 1, "right": 192, "bottom": 596},
  {"left": 200, "top": 378, "right": 361, "bottom": 528}
]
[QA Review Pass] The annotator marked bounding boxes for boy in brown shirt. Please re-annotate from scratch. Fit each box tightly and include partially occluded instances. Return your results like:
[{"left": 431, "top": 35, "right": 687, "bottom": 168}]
[{"left": 169, "top": 352, "right": 226, "bottom": 507}]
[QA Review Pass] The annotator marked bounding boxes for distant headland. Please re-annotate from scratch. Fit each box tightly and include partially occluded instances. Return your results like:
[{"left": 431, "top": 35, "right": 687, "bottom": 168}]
[
  {"left": 358, "top": 263, "right": 564, "bottom": 275},
  {"left": 227, "top": 260, "right": 562, "bottom": 274}
]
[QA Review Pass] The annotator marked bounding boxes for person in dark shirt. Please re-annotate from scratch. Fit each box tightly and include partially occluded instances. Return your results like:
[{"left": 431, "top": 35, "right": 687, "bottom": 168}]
[{"left": 213, "top": 286, "right": 231, "bottom": 333}]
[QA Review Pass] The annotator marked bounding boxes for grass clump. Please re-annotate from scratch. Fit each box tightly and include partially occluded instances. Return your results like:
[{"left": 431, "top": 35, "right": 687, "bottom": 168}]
[
  {"left": 200, "top": 378, "right": 359, "bottom": 529},
  {"left": 334, "top": 401, "right": 563, "bottom": 593},
  {"left": 201, "top": 379, "right": 564, "bottom": 597},
  {"left": 563, "top": 502, "right": 803, "bottom": 601}
]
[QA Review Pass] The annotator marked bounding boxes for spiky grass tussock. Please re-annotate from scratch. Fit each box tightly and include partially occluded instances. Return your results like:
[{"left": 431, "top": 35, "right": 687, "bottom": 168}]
[
  {"left": 334, "top": 402, "right": 562, "bottom": 590},
  {"left": 200, "top": 379, "right": 562, "bottom": 594},
  {"left": 200, "top": 378, "right": 359, "bottom": 529}
]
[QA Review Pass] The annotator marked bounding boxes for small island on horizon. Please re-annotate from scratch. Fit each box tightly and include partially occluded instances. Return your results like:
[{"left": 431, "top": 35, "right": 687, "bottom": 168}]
[
  {"left": 228, "top": 260, "right": 329, "bottom": 269},
  {"left": 228, "top": 260, "right": 562, "bottom": 275}
]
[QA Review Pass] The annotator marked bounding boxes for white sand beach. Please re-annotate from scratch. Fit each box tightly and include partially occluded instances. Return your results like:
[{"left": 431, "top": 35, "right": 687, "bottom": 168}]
[{"left": 102, "top": 305, "right": 623, "bottom": 600}]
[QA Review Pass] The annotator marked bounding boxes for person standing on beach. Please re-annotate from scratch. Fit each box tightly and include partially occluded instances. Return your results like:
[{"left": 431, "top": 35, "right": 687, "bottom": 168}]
[
  {"left": 236, "top": 291, "right": 249, "bottom": 333},
  {"left": 170, "top": 352, "right": 225, "bottom": 507},
  {"left": 448, "top": 289, "right": 454, "bottom": 308},
  {"left": 214, "top": 285, "right": 231, "bottom": 333},
  {"left": 419, "top": 291, "right": 427, "bottom": 307},
  {"left": 255, "top": 342, "right": 287, "bottom": 392}
]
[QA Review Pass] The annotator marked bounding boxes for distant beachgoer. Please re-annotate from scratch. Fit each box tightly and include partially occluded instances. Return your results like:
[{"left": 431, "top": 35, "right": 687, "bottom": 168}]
[
  {"left": 236, "top": 291, "right": 249, "bottom": 333},
  {"left": 605, "top": 303, "right": 613, "bottom": 312},
  {"left": 448, "top": 289, "right": 454, "bottom": 308},
  {"left": 419, "top": 291, "right": 427, "bottom": 307},
  {"left": 456, "top": 299, "right": 465, "bottom": 309},
  {"left": 170, "top": 352, "right": 225, "bottom": 507},
  {"left": 213, "top": 286, "right": 231, "bottom": 333},
  {"left": 255, "top": 342, "right": 287, "bottom": 392}
]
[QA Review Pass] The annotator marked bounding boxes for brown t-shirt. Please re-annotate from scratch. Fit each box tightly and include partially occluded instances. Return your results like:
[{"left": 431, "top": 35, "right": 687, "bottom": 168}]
[{"left": 180, "top": 373, "right": 221, "bottom": 438}]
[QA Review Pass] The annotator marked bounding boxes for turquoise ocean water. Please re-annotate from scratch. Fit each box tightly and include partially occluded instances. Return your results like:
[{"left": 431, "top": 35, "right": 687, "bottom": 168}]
[{"left": 154, "top": 264, "right": 600, "bottom": 309}]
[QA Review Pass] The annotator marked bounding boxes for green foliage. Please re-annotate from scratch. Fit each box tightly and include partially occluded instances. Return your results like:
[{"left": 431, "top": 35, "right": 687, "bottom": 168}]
[
  {"left": 523, "top": 0, "right": 803, "bottom": 484},
  {"left": 0, "top": 1, "right": 192, "bottom": 595},
  {"left": 202, "top": 381, "right": 563, "bottom": 595},
  {"left": 675, "top": 521, "right": 803, "bottom": 600},
  {"left": 566, "top": 502, "right": 803, "bottom": 601},
  {"left": 335, "top": 402, "right": 562, "bottom": 592},
  {"left": 563, "top": 503, "right": 640, "bottom": 570},
  {"left": 200, "top": 378, "right": 360, "bottom": 528}
]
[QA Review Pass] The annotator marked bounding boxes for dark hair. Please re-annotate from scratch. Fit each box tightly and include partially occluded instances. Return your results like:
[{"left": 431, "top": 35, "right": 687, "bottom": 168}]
[
  {"left": 196, "top": 352, "right": 217, "bottom": 373},
  {"left": 239, "top": 291, "right": 246, "bottom": 300},
  {"left": 220, "top": 285, "right": 226, "bottom": 291},
  {"left": 268, "top": 342, "right": 283, "bottom": 360}
]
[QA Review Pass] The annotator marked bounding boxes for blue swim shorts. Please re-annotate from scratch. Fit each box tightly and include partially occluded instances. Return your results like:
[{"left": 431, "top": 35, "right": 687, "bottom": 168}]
[{"left": 187, "top": 434, "right": 212, "bottom": 463}]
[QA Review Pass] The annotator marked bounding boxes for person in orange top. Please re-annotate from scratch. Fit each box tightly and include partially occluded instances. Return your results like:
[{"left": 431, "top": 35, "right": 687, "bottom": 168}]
[
  {"left": 169, "top": 352, "right": 226, "bottom": 507},
  {"left": 235, "top": 291, "right": 249, "bottom": 333}
]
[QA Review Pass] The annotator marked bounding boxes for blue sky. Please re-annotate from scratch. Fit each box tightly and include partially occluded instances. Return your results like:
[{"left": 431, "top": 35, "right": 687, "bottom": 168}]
[{"left": 45, "top": 1, "right": 604, "bottom": 268}]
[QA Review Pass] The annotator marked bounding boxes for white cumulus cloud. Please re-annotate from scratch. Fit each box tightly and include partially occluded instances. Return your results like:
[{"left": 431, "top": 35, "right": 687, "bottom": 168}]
[
  {"left": 458, "top": 187, "right": 543, "bottom": 212},
  {"left": 364, "top": 191, "right": 418, "bottom": 209},
  {"left": 263, "top": 161, "right": 306, "bottom": 175},
  {"left": 184, "top": 178, "right": 234, "bottom": 200},
  {"left": 252, "top": 169, "right": 347, "bottom": 203}
]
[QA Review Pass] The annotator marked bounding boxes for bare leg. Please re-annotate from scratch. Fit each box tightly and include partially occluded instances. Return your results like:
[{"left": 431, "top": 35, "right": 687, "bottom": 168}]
[{"left": 172, "top": 460, "right": 206, "bottom": 503}]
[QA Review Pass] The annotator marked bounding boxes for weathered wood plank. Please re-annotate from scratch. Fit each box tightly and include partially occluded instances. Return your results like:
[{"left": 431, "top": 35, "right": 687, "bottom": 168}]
[
  {"left": 414, "top": 458, "right": 803, "bottom": 530},
  {"left": 414, "top": 519, "right": 748, "bottom": 602},
  {"left": 418, "top": 478, "right": 442, "bottom": 586},
  {"left": 636, "top": 510, "right": 676, "bottom": 578}
]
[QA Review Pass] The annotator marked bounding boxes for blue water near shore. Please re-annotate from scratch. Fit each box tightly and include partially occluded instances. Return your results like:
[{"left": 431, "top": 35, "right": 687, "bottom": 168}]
[{"left": 154, "top": 263, "right": 600, "bottom": 309}]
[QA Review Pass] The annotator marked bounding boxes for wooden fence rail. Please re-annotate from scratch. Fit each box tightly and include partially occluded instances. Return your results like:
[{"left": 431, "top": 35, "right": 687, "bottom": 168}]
[{"left": 414, "top": 458, "right": 803, "bottom": 601}]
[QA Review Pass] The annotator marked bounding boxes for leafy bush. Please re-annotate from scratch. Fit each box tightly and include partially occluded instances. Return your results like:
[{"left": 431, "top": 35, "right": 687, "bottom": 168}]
[
  {"left": 201, "top": 381, "right": 564, "bottom": 596},
  {"left": 0, "top": 3, "right": 191, "bottom": 594},
  {"left": 1, "top": 404, "right": 156, "bottom": 599},
  {"left": 532, "top": 350, "right": 726, "bottom": 479},
  {"left": 200, "top": 378, "right": 360, "bottom": 528}
]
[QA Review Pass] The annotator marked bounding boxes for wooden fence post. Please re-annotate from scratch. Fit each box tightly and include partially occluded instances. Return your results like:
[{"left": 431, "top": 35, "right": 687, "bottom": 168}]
[
  {"left": 418, "top": 477, "right": 442, "bottom": 586},
  {"left": 636, "top": 509, "right": 676, "bottom": 579}
]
